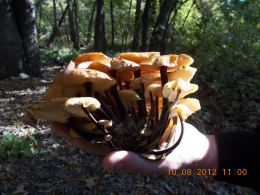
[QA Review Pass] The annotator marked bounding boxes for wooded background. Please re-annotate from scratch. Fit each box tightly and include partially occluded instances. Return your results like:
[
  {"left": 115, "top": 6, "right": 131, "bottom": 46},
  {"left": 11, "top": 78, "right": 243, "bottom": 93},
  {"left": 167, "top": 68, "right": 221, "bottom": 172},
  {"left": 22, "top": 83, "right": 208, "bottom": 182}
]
[{"left": 0, "top": 0, "right": 260, "bottom": 131}]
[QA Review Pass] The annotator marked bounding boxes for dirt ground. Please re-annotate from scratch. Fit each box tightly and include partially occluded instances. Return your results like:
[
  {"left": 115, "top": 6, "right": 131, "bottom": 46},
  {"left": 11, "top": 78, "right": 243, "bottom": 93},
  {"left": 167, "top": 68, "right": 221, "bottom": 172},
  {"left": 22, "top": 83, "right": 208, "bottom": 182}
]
[{"left": 0, "top": 63, "right": 255, "bottom": 194}]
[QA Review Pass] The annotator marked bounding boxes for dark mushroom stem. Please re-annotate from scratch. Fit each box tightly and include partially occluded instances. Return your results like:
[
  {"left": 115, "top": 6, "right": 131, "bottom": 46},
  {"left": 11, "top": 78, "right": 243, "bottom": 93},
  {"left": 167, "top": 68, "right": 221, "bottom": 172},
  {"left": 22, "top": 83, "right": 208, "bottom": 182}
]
[
  {"left": 128, "top": 105, "right": 137, "bottom": 129},
  {"left": 109, "top": 69, "right": 128, "bottom": 117},
  {"left": 147, "top": 92, "right": 155, "bottom": 129},
  {"left": 155, "top": 96, "right": 159, "bottom": 123},
  {"left": 82, "top": 107, "right": 107, "bottom": 134},
  {"left": 109, "top": 69, "right": 117, "bottom": 79},
  {"left": 82, "top": 107, "right": 118, "bottom": 150},
  {"left": 141, "top": 90, "right": 181, "bottom": 150},
  {"left": 160, "top": 66, "right": 168, "bottom": 106},
  {"left": 94, "top": 92, "right": 118, "bottom": 122},
  {"left": 136, "top": 100, "right": 146, "bottom": 129},
  {"left": 130, "top": 105, "right": 138, "bottom": 124},
  {"left": 104, "top": 135, "right": 118, "bottom": 150},
  {"left": 141, "top": 83, "right": 147, "bottom": 118},
  {"left": 148, "top": 113, "right": 184, "bottom": 155},
  {"left": 110, "top": 84, "right": 127, "bottom": 117},
  {"left": 157, "top": 90, "right": 181, "bottom": 129},
  {"left": 164, "top": 117, "right": 177, "bottom": 149},
  {"left": 104, "top": 90, "right": 120, "bottom": 120},
  {"left": 136, "top": 84, "right": 147, "bottom": 129},
  {"left": 134, "top": 69, "right": 141, "bottom": 78},
  {"left": 135, "top": 83, "right": 147, "bottom": 120},
  {"left": 68, "top": 117, "right": 103, "bottom": 140},
  {"left": 85, "top": 82, "right": 93, "bottom": 97},
  {"left": 124, "top": 107, "right": 138, "bottom": 136},
  {"left": 93, "top": 109, "right": 111, "bottom": 121},
  {"left": 118, "top": 79, "right": 122, "bottom": 90},
  {"left": 125, "top": 81, "right": 130, "bottom": 89}
]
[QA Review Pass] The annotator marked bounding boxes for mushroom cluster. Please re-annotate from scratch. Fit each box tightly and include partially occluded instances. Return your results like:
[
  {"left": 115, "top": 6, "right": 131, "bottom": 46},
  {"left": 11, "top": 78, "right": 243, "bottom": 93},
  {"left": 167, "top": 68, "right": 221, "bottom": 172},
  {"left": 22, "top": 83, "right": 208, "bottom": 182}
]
[{"left": 26, "top": 52, "right": 200, "bottom": 160}]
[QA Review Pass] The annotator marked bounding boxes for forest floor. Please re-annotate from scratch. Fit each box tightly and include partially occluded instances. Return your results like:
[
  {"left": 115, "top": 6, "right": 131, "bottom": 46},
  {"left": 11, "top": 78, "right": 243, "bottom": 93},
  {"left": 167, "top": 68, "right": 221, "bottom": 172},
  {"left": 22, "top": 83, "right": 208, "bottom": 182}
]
[{"left": 0, "top": 62, "right": 255, "bottom": 194}]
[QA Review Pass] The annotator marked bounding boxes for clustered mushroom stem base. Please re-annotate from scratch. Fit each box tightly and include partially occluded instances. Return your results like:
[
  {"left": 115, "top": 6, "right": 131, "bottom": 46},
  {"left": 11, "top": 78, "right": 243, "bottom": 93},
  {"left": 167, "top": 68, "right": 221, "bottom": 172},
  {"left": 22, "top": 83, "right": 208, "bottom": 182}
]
[
  {"left": 147, "top": 114, "right": 184, "bottom": 156},
  {"left": 70, "top": 66, "right": 184, "bottom": 160},
  {"left": 140, "top": 90, "right": 181, "bottom": 153}
]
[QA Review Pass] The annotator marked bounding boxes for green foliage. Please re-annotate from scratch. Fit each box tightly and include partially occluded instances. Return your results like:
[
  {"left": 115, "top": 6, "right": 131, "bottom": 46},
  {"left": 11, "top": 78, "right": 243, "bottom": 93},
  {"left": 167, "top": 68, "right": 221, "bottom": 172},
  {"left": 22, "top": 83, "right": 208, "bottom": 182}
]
[
  {"left": 40, "top": 47, "right": 84, "bottom": 63},
  {"left": 172, "top": 0, "right": 260, "bottom": 129},
  {"left": 0, "top": 131, "right": 46, "bottom": 163}
]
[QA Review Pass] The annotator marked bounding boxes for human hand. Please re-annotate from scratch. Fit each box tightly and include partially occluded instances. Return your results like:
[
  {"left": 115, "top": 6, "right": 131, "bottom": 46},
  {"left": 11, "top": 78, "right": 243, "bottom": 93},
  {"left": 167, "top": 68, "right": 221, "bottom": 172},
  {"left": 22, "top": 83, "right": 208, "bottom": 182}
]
[
  {"left": 103, "top": 122, "right": 218, "bottom": 174},
  {"left": 51, "top": 122, "right": 218, "bottom": 175}
]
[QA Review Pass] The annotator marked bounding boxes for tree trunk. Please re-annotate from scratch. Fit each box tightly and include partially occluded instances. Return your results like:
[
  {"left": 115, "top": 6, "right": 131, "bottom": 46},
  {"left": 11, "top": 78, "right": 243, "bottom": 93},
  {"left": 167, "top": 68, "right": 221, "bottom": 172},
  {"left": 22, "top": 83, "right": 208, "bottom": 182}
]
[
  {"left": 53, "top": 0, "right": 58, "bottom": 29},
  {"left": 73, "top": 0, "right": 80, "bottom": 48},
  {"left": 0, "top": 0, "right": 24, "bottom": 79},
  {"left": 160, "top": 5, "right": 178, "bottom": 54},
  {"left": 149, "top": 0, "right": 157, "bottom": 29},
  {"left": 110, "top": 0, "right": 115, "bottom": 50},
  {"left": 35, "top": 0, "right": 42, "bottom": 30},
  {"left": 11, "top": 0, "right": 41, "bottom": 77},
  {"left": 132, "top": 0, "right": 141, "bottom": 51},
  {"left": 86, "top": 0, "right": 96, "bottom": 46},
  {"left": 94, "top": 0, "right": 106, "bottom": 52},
  {"left": 149, "top": 0, "right": 178, "bottom": 51},
  {"left": 48, "top": 0, "right": 60, "bottom": 47},
  {"left": 141, "top": 0, "right": 151, "bottom": 51},
  {"left": 180, "top": 0, "right": 195, "bottom": 31},
  {"left": 121, "top": 0, "right": 133, "bottom": 51},
  {"left": 64, "top": 17, "right": 70, "bottom": 46},
  {"left": 67, "top": 0, "right": 79, "bottom": 50},
  {"left": 48, "top": 4, "right": 69, "bottom": 47}
]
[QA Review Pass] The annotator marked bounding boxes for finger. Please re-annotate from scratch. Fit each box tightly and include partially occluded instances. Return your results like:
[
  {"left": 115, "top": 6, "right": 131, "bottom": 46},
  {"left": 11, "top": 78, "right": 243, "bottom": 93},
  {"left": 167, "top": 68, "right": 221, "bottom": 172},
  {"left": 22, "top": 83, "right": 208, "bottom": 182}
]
[
  {"left": 51, "top": 122, "right": 110, "bottom": 156},
  {"left": 102, "top": 151, "right": 170, "bottom": 175}
]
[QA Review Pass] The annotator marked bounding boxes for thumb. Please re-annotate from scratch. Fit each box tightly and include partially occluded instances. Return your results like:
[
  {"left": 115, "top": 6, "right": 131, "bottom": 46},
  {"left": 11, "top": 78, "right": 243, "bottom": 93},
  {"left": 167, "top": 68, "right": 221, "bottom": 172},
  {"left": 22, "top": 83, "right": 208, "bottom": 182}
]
[{"left": 102, "top": 150, "right": 169, "bottom": 175}]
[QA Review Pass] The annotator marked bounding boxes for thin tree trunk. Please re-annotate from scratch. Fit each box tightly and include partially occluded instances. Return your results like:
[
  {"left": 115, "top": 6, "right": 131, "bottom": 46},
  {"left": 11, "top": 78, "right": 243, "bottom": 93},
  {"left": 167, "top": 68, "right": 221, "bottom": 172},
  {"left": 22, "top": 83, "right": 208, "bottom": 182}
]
[
  {"left": 141, "top": 0, "right": 151, "bottom": 51},
  {"left": 132, "top": 0, "right": 141, "bottom": 51},
  {"left": 73, "top": 0, "right": 80, "bottom": 49},
  {"left": 110, "top": 0, "right": 115, "bottom": 50},
  {"left": 164, "top": 1, "right": 188, "bottom": 52},
  {"left": 53, "top": 0, "right": 58, "bottom": 29},
  {"left": 160, "top": 5, "right": 178, "bottom": 53},
  {"left": 149, "top": 0, "right": 157, "bottom": 29},
  {"left": 169, "top": 2, "right": 186, "bottom": 51},
  {"left": 35, "top": 0, "right": 42, "bottom": 30},
  {"left": 180, "top": 0, "right": 195, "bottom": 31},
  {"left": 149, "top": 0, "right": 178, "bottom": 51},
  {"left": 48, "top": 4, "right": 69, "bottom": 47},
  {"left": 94, "top": 0, "right": 106, "bottom": 52},
  {"left": 0, "top": 0, "right": 24, "bottom": 79},
  {"left": 86, "top": 0, "right": 96, "bottom": 46},
  {"left": 64, "top": 17, "right": 70, "bottom": 46},
  {"left": 121, "top": 0, "right": 133, "bottom": 51},
  {"left": 58, "top": 2, "right": 70, "bottom": 46},
  {"left": 68, "top": 0, "right": 79, "bottom": 50},
  {"left": 11, "top": 0, "right": 41, "bottom": 77}
]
